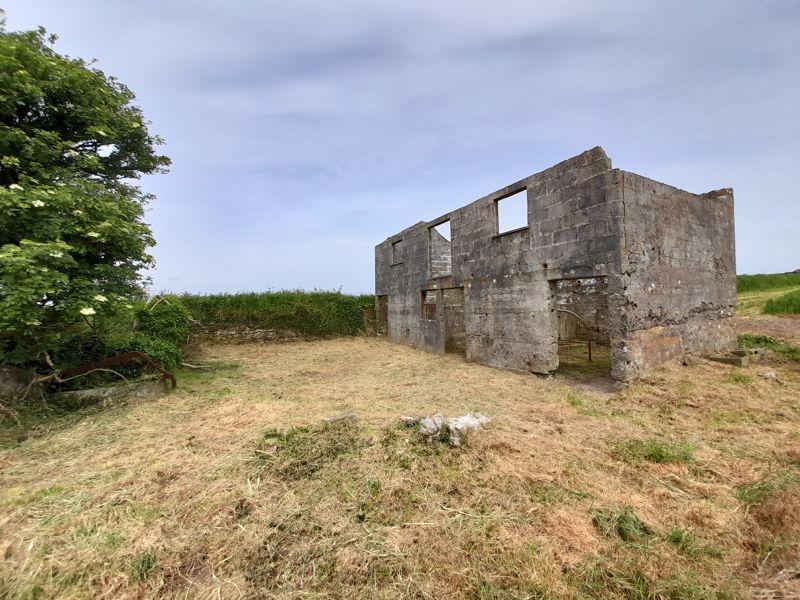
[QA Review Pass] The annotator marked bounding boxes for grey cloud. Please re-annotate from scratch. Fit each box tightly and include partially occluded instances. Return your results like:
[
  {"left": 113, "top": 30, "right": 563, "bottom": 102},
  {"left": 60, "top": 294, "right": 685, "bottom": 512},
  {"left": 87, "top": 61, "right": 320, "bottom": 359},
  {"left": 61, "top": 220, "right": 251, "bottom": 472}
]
[{"left": 4, "top": 0, "right": 799, "bottom": 291}]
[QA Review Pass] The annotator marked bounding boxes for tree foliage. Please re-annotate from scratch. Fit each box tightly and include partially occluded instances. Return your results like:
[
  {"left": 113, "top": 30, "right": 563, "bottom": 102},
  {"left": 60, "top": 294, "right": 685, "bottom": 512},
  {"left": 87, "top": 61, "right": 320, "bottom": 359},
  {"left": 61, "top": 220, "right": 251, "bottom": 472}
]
[{"left": 0, "top": 16, "right": 169, "bottom": 364}]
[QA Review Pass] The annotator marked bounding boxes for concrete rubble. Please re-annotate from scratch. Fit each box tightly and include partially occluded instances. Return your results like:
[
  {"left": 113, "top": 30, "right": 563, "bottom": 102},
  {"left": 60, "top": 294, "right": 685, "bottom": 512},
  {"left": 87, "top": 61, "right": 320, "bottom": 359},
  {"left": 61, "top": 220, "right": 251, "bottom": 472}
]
[
  {"left": 411, "top": 411, "right": 490, "bottom": 446},
  {"left": 322, "top": 412, "right": 358, "bottom": 427}
]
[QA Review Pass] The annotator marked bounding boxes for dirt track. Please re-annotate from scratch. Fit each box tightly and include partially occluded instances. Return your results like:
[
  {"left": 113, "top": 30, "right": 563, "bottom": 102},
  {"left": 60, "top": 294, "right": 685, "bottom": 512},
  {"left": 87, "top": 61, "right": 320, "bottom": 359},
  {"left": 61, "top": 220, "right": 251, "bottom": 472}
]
[{"left": 733, "top": 313, "right": 800, "bottom": 345}]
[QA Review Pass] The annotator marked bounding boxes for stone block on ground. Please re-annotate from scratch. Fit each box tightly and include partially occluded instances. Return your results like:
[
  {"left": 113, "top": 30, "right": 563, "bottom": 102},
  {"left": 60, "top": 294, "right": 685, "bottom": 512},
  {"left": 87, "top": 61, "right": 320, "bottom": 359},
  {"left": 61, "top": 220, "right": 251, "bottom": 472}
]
[
  {"left": 706, "top": 354, "right": 748, "bottom": 367},
  {"left": 322, "top": 412, "right": 358, "bottom": 428}
]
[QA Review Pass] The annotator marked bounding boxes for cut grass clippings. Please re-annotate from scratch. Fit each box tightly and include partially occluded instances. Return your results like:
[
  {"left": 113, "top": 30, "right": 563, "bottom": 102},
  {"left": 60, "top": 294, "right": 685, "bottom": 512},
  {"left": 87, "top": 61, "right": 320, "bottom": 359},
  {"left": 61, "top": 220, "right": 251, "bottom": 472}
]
[
  {"left": 592, "top": 506, "right": 652, "bottom": 541},
  {"left": 1, "top": 337, "right": 797, "bottom": 598},
  {"left": 613, "top": 438, "right": 695, "bottom": 464},
  {"left": 735, "top": 470, "right": 798, "bottom": 507}
]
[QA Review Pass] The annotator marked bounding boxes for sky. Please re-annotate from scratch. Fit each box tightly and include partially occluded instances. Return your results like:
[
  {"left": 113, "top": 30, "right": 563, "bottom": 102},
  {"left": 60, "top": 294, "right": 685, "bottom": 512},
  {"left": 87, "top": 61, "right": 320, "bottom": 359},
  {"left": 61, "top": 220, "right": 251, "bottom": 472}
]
[{"left": 4, "top": 1, "right": 800, "bottom": 294}]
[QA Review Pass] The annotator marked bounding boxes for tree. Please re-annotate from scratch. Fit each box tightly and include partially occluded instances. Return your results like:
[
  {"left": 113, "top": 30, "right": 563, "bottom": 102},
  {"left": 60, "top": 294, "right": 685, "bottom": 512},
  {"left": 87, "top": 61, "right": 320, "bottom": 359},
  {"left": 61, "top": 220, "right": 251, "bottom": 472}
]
[{"left": 0, "top": 15, "right": 170, "bottom": 365}]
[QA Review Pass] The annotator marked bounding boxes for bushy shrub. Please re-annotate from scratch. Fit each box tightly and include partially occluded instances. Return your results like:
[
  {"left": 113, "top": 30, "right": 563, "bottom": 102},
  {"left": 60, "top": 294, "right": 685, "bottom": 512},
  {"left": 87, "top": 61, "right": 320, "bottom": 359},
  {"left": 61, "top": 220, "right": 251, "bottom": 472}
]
[
  {"left": 135, "top": 297, "right": 192, "bottom": 343},
  {"left": 49, "top": 297, "right": 191, "bottom": 385},
  {"left": 108, "top": 333, "right": 183, "bottom": 373}
]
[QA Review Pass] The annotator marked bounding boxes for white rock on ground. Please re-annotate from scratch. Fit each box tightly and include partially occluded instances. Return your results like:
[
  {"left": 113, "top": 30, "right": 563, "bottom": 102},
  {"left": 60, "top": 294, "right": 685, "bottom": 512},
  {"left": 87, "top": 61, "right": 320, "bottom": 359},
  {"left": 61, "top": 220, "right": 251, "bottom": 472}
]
[
  {"left": 417, "top": 412, "right": 490, "bottom": 446},
  {"left": 445, "top": 412, "right": 490, "bottom": 447},
  {"left": 419, "top": 413, "right": 445, "bottom": 437}
]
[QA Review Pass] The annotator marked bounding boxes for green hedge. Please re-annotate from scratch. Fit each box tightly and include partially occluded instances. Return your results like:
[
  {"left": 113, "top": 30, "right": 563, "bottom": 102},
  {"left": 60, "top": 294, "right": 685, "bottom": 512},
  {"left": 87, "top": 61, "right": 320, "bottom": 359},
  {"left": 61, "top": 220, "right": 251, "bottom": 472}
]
[
  {"left": 180, "top": 291, "right": 375, "bottom": 337},
  {"left": 736, "top": 273, "right": 800, "bottom": 293}
]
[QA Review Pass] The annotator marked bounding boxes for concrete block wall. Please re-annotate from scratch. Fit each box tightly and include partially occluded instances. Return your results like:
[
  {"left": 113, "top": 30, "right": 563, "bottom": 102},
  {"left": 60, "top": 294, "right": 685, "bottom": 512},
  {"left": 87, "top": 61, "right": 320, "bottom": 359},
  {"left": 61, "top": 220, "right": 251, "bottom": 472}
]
[
  {"left": 614, "top": 174, "right": 736, "bottom": 379},
  {"left": 375, "top": 147, "right": 736, "bottom": 381},
  {"left": 429, "top": 227, "right": 452, "bottom": 278}
]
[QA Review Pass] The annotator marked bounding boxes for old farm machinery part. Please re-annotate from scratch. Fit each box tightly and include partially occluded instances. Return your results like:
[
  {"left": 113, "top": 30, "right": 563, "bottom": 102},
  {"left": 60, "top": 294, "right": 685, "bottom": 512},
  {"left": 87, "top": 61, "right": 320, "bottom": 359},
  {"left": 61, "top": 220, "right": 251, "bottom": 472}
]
[{"left": 61, "top": 352, "right": 177, "bottom": 388}]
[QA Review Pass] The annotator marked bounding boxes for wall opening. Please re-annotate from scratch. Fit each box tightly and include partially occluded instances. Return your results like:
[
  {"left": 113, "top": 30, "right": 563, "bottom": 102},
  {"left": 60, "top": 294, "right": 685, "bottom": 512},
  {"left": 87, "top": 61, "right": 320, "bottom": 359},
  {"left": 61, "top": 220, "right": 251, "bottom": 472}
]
[
  {"left": 550, "top": 277, "right": 612, "bottom": 379},
  {"left": 442, "top": 287, "right": 466, "bottom": 354},
  {"left": 421, "top": 290, "right": 438, "bottom": 321},
  {"left": 429, "top": 220, "right": 452, "bottom": 278},
  {"left": 376, "top": 295, "right": 388, "bottom": 335},
  {"left": 391, "top": 239, "right": 405, "bottom": 264},
  {"left": 495, "top": 189, "right": 528, "bottom": 234}
]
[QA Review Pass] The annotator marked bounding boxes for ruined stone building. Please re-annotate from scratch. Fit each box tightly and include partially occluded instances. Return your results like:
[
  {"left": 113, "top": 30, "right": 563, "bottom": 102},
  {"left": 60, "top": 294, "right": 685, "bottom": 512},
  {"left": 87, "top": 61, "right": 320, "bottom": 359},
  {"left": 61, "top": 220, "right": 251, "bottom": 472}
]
[{"left": 374, "top": 147, "right": 736, "bottom": 381}]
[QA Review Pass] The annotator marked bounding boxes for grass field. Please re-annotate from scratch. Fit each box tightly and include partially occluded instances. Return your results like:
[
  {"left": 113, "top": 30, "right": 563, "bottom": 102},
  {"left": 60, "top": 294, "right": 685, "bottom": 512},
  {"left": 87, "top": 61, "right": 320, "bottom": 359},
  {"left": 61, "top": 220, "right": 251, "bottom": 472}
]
[
  {"left": 736, "top": 273, "right": 800, "bottom": 293},
  {"left": 1, "top": 338, "right": 799, "bottom": 599}
]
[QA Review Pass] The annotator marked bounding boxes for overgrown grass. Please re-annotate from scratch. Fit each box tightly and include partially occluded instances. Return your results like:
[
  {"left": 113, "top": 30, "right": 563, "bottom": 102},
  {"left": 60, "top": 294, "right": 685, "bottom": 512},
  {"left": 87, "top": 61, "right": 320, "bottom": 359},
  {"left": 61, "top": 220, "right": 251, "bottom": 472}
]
[
  {"left": 613, "top": 438, "right": 695, "bottom": 464},
  {"left": 181, "top": 290, "right": 375, "bottom": 336},
  {"left": 736, "top": 272, "right": 800, "bottom": 293},
  {"left": 738, "top": 334, "right": 800, "bottom": 362},
  {"left": 764, "top": 288, "right": 800, "bottom": 314}
]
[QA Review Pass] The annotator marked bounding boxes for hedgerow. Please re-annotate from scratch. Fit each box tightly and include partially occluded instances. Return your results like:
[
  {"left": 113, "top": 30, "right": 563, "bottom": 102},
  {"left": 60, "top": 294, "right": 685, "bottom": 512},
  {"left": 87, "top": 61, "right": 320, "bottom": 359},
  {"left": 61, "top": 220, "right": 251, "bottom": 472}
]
[{"left": 181, "top": 291, "right": 375, "bottom": 337}]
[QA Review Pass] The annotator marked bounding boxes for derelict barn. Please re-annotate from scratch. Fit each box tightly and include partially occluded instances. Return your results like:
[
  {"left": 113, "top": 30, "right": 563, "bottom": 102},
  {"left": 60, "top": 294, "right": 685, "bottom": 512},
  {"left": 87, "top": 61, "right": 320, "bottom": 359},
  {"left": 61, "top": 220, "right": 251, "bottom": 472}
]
[{"left": 374, "top": 147, "right": 736, "bottom": 381}]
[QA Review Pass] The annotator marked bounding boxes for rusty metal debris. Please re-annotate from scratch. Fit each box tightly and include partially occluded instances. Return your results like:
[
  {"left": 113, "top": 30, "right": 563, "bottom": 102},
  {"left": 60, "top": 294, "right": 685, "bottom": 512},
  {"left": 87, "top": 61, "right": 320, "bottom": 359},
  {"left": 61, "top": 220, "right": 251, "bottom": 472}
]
[{"left": 61, "top": 351, "right": 177, "bottom": 388}]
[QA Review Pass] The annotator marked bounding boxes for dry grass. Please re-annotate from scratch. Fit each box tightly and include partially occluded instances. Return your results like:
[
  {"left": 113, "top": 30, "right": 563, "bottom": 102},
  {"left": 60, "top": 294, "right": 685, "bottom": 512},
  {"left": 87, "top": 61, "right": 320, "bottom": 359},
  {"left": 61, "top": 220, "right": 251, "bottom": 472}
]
[{"left": 1, "top": 338, "right": 799, "bottom": 599}]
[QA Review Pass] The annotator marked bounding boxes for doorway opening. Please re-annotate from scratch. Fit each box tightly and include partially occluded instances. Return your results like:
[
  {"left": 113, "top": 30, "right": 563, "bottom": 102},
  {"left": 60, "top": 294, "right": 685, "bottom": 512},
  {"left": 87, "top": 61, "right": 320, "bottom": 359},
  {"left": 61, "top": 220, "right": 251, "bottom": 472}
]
[{"left": 550, "top": 277, "right": 612, "bottom": 380}]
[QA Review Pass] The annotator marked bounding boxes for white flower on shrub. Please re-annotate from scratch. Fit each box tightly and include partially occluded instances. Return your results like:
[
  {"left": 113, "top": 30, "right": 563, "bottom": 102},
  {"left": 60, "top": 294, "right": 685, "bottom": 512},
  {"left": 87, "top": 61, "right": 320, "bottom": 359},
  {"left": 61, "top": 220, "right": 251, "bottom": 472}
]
[
  {"left": 9, "top": 184, "right": 23, "bottom": 191},
  {"left": 87, "top": 231, "right": 100, "bottom": 238},
  {"left": 80, "top": 307, "right": 96, "bottom": 316},
  {"left": 48, "top": 251, "right": 63, "bottom": 258},
  {"left": 31, "top": 200, "right": 45, "bottom": 207},
  {"left": 93, "top": 294, "right": 108, "bottom": 302}
]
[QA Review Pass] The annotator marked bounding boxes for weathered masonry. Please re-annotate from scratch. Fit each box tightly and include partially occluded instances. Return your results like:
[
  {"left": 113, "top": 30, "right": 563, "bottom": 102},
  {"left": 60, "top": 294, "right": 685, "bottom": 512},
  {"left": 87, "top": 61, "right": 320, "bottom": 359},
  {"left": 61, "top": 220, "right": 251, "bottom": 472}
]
[{"left": 374, "top": 147, "right": 736, "bottom": 381}]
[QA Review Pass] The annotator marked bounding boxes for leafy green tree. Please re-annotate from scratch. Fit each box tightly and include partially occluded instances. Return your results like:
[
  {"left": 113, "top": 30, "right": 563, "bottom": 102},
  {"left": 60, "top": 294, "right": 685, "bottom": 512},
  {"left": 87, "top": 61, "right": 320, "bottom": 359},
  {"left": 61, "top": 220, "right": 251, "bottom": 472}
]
[{"left": 0, "top": 16, "right": 169, "bottom": 365}]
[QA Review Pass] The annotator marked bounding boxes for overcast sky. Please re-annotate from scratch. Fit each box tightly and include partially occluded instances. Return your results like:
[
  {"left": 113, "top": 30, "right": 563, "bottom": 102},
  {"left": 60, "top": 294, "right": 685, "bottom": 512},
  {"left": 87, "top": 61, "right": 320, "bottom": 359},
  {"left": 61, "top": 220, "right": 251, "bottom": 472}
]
[{"left": 5, "top": 1, "right": 799, "bottom": 293}]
